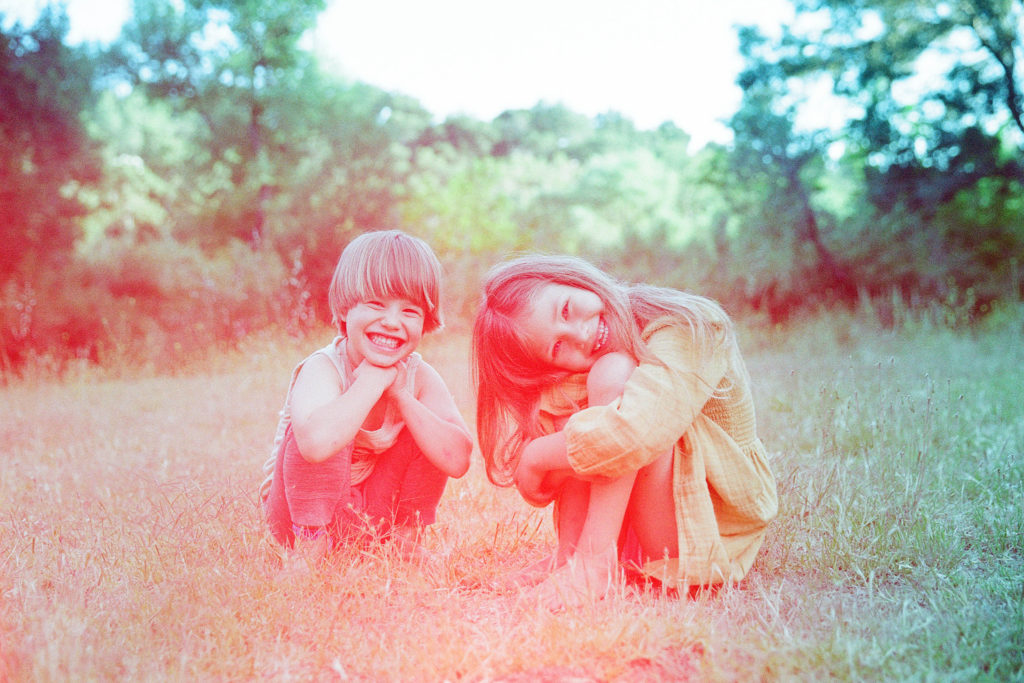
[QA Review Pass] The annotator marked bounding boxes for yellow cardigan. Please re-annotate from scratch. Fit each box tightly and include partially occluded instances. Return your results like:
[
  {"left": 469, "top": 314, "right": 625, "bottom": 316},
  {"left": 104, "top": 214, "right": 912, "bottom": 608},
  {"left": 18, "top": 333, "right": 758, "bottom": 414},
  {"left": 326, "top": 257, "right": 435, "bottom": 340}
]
[{"left": 541, "top": 315, "right": 778, "bottom": 588}]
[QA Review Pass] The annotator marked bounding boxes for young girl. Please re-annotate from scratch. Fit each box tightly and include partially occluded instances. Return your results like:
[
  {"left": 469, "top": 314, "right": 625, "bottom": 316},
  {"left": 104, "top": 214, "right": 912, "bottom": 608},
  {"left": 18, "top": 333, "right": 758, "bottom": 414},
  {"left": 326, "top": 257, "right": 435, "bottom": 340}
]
[
  {"left": 261, "top": 230, "right": 473, "bottom": 569},
  {"left": 472, "top": 255, "right": 777, "bottom": 606}
]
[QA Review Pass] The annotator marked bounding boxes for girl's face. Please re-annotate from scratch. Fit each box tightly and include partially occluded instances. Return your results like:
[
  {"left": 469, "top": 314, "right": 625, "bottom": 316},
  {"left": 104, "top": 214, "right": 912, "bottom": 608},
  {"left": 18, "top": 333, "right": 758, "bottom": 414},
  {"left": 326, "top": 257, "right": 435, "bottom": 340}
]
[{"left": 519, "top": 283, "right": 614, "bottom": 373}]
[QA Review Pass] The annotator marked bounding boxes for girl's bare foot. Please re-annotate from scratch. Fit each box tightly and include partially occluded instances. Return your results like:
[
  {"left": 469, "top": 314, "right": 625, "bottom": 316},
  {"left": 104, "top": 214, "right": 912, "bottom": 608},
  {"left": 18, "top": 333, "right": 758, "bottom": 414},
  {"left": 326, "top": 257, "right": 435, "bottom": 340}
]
[
  {"left": 528, "top": 548, "right": 619, "bottom": 610},
  {"left": 490, "top": 553, "right": 559, "bottom": 592}
]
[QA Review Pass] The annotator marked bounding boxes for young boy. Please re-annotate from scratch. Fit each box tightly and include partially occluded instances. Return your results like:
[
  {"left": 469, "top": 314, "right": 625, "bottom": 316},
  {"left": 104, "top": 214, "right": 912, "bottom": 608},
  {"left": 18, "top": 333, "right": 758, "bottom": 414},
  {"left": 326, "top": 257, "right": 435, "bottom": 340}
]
[{"left": 261, "top": 230, "right": 472, "bottom": 568}]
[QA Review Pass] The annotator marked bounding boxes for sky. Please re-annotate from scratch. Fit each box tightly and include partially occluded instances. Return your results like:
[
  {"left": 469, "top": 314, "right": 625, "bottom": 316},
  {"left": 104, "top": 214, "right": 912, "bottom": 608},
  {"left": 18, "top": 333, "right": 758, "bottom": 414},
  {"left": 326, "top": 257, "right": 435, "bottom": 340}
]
[{"left": 3, "top": 0, "right": 793, "bottom": 148}]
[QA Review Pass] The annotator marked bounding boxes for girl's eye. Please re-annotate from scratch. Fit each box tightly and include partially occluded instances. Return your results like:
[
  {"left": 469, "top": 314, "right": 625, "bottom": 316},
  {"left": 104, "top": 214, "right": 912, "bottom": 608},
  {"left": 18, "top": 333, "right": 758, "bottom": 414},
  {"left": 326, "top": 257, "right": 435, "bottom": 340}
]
[
  {"left": 404, "top": 308, "right": 423, "bottom": 318},
  {"left": 551, "top": 340, "right": 562, "bottom": 359},
  {"left": 367, "top": 301, "right": 384, "bottom": 309},
  {"left": 561, "top": 302, "right": 570, "bottom": 320}
]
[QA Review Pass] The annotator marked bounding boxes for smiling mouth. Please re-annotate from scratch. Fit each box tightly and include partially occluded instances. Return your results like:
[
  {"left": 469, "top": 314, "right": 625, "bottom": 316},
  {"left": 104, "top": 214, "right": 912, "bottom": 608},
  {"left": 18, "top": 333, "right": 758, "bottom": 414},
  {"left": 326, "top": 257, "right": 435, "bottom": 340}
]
[
  {"left": 368, "top": 333, "right": 403, "bottom": 350},
  {"left": 592, "top": 318, "right": 609, "bottom": 354}
]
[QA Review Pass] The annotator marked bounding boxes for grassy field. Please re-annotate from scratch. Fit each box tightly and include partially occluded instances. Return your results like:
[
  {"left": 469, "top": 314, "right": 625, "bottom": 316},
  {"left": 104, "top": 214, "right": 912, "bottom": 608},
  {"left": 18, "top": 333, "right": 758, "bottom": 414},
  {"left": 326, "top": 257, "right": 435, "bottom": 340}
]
[{"left": 2, "top": 309, "right": 1022, "bottom": 681}]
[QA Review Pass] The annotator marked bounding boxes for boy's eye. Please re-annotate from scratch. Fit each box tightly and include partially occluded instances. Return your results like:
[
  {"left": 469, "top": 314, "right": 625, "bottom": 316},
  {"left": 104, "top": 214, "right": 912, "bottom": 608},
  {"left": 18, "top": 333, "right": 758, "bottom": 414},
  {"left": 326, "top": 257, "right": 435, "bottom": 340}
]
[
  {"left": 367, "top": 300, "right": 384, "bottom": 309},
  {"left": 403, "top": 307, "right": 424, "bottom": 317},
  {"left": 551, "top": 340, "right": 562, "bottom": 360},
  {"left": 561, "top": 302, "right": 570, "bottom": 320}
]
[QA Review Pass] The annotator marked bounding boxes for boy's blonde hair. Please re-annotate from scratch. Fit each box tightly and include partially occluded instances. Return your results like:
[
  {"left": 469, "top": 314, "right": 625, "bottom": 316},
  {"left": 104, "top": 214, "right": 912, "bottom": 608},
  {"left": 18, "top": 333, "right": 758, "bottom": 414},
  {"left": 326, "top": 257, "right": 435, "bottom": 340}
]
[
  {"left": 472, "top": 254, "right": 732, "bottom": 486},
  {"left": 329, "top": 230, "right": 444, "bottom": 336}
]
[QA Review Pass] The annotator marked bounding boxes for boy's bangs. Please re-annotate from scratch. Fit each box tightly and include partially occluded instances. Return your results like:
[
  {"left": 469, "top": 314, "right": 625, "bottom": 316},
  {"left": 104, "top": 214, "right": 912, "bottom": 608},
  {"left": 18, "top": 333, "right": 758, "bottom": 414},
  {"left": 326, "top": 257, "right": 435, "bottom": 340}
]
[{"left": 354, "top": 246, "right": 436, "bottom": 313}]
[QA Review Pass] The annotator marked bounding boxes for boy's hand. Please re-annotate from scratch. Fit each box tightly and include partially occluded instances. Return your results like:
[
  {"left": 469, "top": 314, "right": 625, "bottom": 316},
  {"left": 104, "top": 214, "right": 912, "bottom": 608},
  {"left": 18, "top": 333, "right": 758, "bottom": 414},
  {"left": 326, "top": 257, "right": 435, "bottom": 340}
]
[
  {"left": 384, "top": 359, "right": 412, "bottom": 400},
  {"left": 352, "top": 360, "right": 399, "bottom": 395}
]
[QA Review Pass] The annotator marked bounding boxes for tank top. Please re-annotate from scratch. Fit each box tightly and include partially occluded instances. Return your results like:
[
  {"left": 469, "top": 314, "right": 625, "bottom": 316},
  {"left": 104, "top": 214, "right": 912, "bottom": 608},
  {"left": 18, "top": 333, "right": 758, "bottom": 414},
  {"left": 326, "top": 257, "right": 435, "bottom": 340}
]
[{"left": 259, "top": 336, "right": 420, "bottom": 501}]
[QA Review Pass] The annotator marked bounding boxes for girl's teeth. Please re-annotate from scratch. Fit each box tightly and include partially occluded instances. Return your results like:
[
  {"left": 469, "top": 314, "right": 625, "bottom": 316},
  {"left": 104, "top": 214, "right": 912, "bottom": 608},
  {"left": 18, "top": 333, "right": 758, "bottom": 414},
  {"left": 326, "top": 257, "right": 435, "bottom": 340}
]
[{"left": 594, "top": 320, "right": 608, "bottom": 352}]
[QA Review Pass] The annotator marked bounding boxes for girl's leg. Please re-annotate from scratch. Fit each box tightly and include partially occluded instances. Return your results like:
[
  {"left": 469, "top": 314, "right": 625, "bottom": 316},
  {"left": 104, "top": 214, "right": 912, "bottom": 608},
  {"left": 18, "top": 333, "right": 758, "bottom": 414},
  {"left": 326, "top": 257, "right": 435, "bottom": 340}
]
[
  {"left": 497, "top": 477, "right": 590, "bottom": 590},
  {"left": 532, "top": 471, "right": 638, "bottom": 608},
  {"left": 623, "top": 449, "right": 678, "bottom": 563},
  {"left": 573, "top": 473, "right": 638, "bottom": 560},
  {"left": 554, "top": 478, "right": 590, "bottom": 562}
]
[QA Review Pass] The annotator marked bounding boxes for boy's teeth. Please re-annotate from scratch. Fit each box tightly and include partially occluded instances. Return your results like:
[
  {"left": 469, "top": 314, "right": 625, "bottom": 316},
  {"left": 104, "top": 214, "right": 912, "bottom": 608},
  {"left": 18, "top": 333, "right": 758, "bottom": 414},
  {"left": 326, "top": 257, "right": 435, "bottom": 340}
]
[{"left": 370, "top": 334, "right": 400, "bottom": 349}]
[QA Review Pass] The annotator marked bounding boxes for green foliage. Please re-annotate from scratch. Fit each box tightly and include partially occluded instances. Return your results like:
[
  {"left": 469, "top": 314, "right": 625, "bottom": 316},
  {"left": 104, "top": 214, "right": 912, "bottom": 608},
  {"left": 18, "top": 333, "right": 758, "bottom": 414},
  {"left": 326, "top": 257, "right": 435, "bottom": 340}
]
[
  {"left": 4, "top": 0, "right": 1024, "bottom": 373},
  {"left": 108, "top": 0, "right": 330, "bottom": 246},
  {"left": 725, "top": 0, "right": 1024, "bottom": 321},
  {"left": 0, "top": 6, "right": 100, "bottom": 284},
  {"left": 79, "top": 89, "right": 207, "bottom": 245}
]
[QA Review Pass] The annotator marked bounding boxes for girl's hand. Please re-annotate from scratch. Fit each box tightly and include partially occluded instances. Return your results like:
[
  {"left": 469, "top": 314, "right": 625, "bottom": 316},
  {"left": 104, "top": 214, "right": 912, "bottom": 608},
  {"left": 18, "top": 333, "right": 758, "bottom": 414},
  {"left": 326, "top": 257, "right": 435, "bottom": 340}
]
[
  {"left": 514, "top": 457, "right": 557, "bottom": 507},
  {"left": 515, "top": 442, "right": 570, "bottom": 507},
  {"left": 515, "top": 431, "right": 572, "bottom": 506}
]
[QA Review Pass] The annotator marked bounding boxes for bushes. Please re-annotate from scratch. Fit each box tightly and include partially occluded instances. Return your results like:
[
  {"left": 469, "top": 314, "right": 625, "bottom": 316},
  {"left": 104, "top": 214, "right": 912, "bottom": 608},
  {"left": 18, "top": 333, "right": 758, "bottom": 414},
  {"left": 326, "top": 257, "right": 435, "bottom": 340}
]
[
  {"left": 0, "top": 239, "right": 313, "bottom": 379},
  {"left": 3, "top": 211, "right": 1022, "bottom": 381}
]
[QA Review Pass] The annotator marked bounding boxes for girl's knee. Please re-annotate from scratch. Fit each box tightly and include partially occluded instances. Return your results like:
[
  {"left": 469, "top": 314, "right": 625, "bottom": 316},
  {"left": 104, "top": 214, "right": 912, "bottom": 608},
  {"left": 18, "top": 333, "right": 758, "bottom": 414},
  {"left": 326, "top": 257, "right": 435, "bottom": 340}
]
[{"left": 636, "top": 449, "right": 674, "bottom": 487}]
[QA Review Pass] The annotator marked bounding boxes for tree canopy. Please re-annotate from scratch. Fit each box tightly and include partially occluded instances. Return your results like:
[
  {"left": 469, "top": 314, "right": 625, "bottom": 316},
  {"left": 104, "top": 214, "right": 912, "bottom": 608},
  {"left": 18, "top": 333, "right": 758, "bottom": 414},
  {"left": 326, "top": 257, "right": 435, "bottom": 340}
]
[{"left": 1, "top": 0, "right": 1022, "bottom": 373}]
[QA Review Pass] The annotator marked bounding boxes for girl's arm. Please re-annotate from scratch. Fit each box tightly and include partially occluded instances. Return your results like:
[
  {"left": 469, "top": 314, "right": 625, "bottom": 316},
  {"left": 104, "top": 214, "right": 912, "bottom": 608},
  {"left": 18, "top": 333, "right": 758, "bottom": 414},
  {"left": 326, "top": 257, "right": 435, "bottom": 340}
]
[
  {"left": 564, "top": 322, "right": 731, "bottom": 479},
  {"left": 515, "top": 353, "right": 636, "bottom": 505},
  {"left": 388, "top": 360, "right": 473, "bottom": 479},
  {"left": 290, "top": 353, "right": 396, "bottom": 463},
  {"left": 515, "top": 431, "right": 569, "bottom": 506}
]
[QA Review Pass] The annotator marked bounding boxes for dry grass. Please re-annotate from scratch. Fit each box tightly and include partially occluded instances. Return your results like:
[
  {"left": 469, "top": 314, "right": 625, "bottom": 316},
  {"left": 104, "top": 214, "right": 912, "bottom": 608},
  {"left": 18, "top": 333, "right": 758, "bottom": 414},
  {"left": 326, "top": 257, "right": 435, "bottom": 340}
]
[{"left": 2, "top": 311, "right": 1022, "bottom": 681}]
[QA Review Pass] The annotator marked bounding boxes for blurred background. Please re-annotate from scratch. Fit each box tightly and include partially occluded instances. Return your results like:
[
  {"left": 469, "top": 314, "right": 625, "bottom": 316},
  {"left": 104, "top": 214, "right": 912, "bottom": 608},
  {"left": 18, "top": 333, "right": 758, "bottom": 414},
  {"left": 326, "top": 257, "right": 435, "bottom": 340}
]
[{"left": 1, "top": 0, "right": 1021, "bottom": 376}]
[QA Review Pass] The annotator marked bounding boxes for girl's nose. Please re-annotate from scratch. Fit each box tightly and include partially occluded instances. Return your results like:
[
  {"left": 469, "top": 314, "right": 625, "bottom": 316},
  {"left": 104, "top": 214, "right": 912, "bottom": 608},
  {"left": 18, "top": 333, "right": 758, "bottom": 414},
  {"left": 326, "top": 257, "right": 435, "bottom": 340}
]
[{"left": 571, "top": 322, "right": 589, "bottom": 347}]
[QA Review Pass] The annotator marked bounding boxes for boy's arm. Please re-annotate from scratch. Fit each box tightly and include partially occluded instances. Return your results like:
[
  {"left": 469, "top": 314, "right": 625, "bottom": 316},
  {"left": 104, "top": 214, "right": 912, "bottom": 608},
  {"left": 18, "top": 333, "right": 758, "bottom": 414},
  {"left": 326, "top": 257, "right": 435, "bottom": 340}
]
[
  {"left": 388, "top": 361, "right": 473, "bottom": 479},
  {"left": 290, "top": 353, "right": 394, "bottom": 463}
]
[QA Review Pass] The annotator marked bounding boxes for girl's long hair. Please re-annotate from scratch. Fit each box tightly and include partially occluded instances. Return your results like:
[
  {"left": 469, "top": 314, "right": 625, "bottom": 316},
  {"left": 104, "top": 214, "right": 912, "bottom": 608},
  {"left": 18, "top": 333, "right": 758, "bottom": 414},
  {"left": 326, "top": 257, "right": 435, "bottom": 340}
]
[{"left": 471, "top": 254, "right": 732, "bottom": 486}]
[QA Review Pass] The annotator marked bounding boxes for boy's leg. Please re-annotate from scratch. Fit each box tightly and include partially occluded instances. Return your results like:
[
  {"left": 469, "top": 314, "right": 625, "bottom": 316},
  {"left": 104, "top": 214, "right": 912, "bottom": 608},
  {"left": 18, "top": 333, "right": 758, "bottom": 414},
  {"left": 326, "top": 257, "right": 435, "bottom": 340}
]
[
  {"left": 264, "top": 434, "right": 296, "bottom": 546},
  {"left": 358, "top": 429, "right": 448, "bottom": 534},
  {"left": 278, "top": 425, "right": 354, "bottom": 544}
]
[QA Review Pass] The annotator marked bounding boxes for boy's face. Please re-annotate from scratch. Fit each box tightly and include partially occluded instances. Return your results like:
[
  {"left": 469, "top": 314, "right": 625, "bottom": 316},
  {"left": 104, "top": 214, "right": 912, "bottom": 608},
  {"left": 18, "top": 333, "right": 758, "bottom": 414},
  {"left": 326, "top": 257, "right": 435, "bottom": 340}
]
[{"left": 342, "top": 297, "right": 425, "bottom": 367}]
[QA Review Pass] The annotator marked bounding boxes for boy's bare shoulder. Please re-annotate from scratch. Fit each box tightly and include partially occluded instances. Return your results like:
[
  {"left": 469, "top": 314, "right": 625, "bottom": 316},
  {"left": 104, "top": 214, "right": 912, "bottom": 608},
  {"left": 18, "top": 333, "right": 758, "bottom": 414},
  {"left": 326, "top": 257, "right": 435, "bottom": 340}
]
[
  {"left": 291, "top": 350, "right": 343, "bottom": 393},
  {"left": 409, "top": 356, "right": 448, "bottom": 388}
]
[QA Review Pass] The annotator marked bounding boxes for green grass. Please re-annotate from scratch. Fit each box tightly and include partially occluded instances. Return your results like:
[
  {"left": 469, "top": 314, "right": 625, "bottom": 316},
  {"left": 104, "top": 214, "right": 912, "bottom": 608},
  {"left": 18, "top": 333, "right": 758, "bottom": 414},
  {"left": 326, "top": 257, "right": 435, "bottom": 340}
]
[{"left": 2, "top": 310, "right": 1022, "bottom": 681}]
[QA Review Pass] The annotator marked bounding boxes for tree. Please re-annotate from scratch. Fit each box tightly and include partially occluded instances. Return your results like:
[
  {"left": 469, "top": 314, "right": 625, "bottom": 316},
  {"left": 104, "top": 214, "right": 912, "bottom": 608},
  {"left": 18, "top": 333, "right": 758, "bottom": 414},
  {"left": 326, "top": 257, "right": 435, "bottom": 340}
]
[
  {"left": 491, "top": 102, "right": 596, "bottom": 159},
  {"left": 0, "top": 7, "right": 100, "bottom": 283},
  {"left": 729, "top": 1, "right": 1024, "bottom": 313},
  {"left": 771, "top": 0, "right": 1023, "bottom": 207},
  {"left": 108, "top": 0, "right": 327, "bottom": 246},
  {"left": 726, "top": 26, "right": 856, "bottom": 319}
]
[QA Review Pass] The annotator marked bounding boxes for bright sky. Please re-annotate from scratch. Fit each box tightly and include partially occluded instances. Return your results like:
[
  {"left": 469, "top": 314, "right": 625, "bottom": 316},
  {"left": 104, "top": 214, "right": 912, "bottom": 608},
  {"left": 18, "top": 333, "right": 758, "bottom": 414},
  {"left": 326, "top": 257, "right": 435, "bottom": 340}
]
[{"left": 3, "top": 0, "right": 793, "bottom": 148}]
